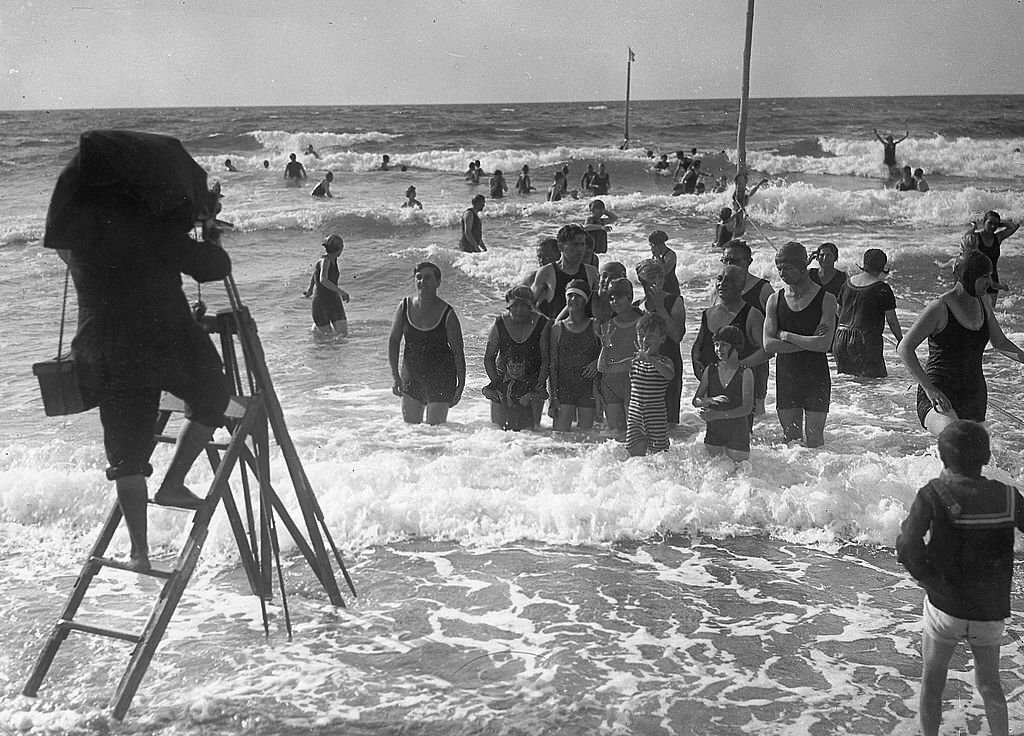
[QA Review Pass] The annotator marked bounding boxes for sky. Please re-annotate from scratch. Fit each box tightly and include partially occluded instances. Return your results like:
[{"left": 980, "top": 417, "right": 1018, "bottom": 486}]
[{"left": 1, "top": 0, "right": 1022, "bottom": 110}]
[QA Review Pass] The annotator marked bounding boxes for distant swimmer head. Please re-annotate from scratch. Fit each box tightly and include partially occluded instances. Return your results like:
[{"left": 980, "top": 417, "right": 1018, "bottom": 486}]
[
  {"left": 961, "top": 231, "right": 980, "bottom": 252},
  {"left": 715, "top": 265, "right": 746, "bottom": 298},
  {"left": 983, "top": 210, "right": 1002, "bottom": 228},
  {"left": 635, "top": 258, "right": 666, "bottom": 287},
  {"left": 589, "top": 199, "right": 606, "bottom": 213},
  {"left": 600, "top": 260, "right": 627, "bottom": 279},
  {"left": 322, "top": 234, "right": 344, "bottom": 253},
  {"left": 472, "top": 194, "right": 486, "bottom": 208},
  {"left": 859, "top": 248, "right": 889, "bottom": 275},
  {"left": 719, "top": 207, "right": 732, "bottom": 221},
  {"left": 406, "top": 185, "right": 417, "bottom": 197},
  {"left": 713, "top": 324, "right": 745, "bottom": 357},
  {"left": 536, "top": 237, "right": 560, "bottom": 266},
  {"left": 263, "top": 160, "right": 270, "bottom": 169},
  {"left": 608, "top": 277, "right": 634, "bottom": 302},
  {"left": 913, "top": 168, "right": 925, "bottom": 177},
  {"left": 954, "top": 250, "right": 992, "bottom": 297},
  {"left": 505, "top": 284, "right": 536, "bottom": 307},
  {"left": 648, "top": 230, "right": 669, "bottom": 245},
  {"left": 522, "top": 165, "right": 529, "bottom": 172},
  {"left": 811, "top": 242, "right": 838, "bottom": 264},
  {"left": 565, "top": 279, "right": 590, "bottom": 304},
  {"left": 289, "top": 153, "right": 297, "bottom": 161},
  {"left": 775, "top": 242, "right": 808, "bottom": 282},
  {"left": 635, "top": 313, "right": 667, "bottom": 349},
  {"left": 324, "top": 171, "right": 334, "bottom": 181},
  {"left": 413, "top": 261, "right": 442, "bottom": 283}
]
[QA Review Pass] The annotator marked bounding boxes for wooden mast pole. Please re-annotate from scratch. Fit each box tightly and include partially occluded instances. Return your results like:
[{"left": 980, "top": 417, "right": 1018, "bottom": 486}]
[
  {"left": 734, "top": 0, "right": 755, "bottom": 235},
  {"left": 622, "top": 48, "right": 633, "bottom": 149}
]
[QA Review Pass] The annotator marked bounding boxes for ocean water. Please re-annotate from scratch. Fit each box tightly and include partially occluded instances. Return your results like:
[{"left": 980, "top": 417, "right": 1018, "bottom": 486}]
[{"left": 2, "top": 96, "right": 1024, "bottom": 734}]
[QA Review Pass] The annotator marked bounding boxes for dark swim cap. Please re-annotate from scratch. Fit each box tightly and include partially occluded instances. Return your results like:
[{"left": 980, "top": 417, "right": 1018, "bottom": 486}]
[
  {"left": 776, "top": 241, "right": 807, "bottom": 266},
  {"left": 955, "top": 250, "right": 992, "bottom": 297}
]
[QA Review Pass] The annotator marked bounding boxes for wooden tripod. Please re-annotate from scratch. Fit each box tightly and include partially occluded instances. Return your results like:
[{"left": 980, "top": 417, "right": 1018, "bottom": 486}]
[{"left": 23, "top": 276, "right": 355, "bottom": 720}]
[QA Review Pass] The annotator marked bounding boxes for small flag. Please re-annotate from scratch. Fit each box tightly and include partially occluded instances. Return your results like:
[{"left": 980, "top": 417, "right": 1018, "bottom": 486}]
[{"left": 628, "top": 48, "right": 636, "bottom": 63}]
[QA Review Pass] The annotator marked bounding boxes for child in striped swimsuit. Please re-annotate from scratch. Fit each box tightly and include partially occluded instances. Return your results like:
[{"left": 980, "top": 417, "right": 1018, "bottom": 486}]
[{"left": 626, "top": 313, "right": 675, "bottom": 457}]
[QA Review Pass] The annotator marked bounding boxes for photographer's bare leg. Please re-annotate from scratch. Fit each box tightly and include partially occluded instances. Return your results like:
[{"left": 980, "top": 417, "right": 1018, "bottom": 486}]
[
  {"left": 115, "top": 474, "right": 150, "bottom": 571},
  {"left": 154, "top": 420, "right": 215, "bottom": 508}
]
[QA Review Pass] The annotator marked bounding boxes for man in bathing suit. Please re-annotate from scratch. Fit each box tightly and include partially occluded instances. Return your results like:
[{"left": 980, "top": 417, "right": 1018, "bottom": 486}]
[
  {"left": 284, "top": 153, "right": 307, "bottom": 183},
  {"left": 763, "top": 241, "right": 837, "bottom": 447},
  {"left": 459, "top": 194, "right": 486, "bottom": 252},
  {"left": 874, "top": 128, "right": 908, "bottom": 180},
  {"left": 531, "top": 223, "right": 599, "bottom": 320}
]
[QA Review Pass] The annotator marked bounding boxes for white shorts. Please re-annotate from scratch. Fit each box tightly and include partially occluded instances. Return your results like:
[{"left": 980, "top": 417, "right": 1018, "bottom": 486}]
[{"left": 923, "top": 597, "right": 1005, "bottom": 647}]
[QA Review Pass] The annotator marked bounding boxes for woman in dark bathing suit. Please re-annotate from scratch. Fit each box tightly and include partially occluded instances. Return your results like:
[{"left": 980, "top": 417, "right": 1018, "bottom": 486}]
[
  {"left": 898, "top": 251, "right": 1024, "bottom": 436},
  {"left": 388, "top": 262, "right": 466, "bottom": 425}
]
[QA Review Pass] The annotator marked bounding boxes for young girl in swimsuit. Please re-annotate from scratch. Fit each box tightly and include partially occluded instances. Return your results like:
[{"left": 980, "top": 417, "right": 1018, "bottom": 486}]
[{"left": 693, "top": 325, "right": 754, "bottom": 461}]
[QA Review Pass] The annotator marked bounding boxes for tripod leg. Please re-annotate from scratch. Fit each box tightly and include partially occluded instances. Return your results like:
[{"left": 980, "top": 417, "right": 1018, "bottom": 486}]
[{"left": 264, "top": 497, "right": 293, "bottom": 641}]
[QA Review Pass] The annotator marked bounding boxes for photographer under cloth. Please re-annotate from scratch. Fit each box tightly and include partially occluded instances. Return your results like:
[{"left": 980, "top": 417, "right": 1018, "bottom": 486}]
[{"left": 43, "top": 130, "right": 233, "bottom": 572}]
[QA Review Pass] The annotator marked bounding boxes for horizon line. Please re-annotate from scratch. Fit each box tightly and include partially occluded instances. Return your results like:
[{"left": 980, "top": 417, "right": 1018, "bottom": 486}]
[{"left": 3, "top": 92, "right": 1022, "bottom": 114}]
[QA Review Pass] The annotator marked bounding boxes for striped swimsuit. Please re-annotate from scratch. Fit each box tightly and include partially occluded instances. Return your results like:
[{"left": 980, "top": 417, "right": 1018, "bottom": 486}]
[{"left": 626, "top": 358, "right": 670, "bottom": 453}]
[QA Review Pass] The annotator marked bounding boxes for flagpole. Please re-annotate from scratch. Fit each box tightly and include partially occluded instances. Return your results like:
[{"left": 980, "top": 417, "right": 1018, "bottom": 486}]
[
  {"left": 734, "top": 0, "right": 755, "bottom": 235},
  {"left": 622, "top": 48, "right": 633, "bottom": 149}
]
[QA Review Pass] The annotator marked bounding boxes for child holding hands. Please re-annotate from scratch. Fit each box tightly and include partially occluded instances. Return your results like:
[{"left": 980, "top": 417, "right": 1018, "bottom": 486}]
[
  {"left": 693, "top": 325, "right": 754, "bottom": 461},
  {"left": 625, "top": 313, "right": 675, "bottom": 457}
]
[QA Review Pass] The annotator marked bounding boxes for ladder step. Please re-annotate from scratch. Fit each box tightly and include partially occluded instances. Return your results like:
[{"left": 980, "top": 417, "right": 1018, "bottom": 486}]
[
  {"left": 58, "top": 619, "right": 142, "bottom": 644},
  {"left": 92, "top": 556, "right": 173, "bottom": 579},
  {"left": 153, "top": 434, "right": 230, "bottom": 450}
]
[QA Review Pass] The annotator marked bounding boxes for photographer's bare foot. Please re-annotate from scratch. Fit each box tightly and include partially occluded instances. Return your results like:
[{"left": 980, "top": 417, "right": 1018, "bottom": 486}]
[
  {"left": 153, "top": 486, "right": 205, "bottom": 510},
  {"left": 128, "top": 554, "right": 151, "bottom": 573}
]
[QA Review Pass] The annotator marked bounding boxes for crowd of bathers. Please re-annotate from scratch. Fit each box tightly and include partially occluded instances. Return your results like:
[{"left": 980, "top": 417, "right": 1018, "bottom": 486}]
[{"left": 382, "top": 184, "right": 1023, "bottom": 460}]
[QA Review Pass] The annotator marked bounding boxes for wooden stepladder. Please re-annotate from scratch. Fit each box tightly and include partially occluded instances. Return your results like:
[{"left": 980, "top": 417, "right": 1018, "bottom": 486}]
[{"left": 23, "top": 277, "right": 356, "bottom": 720}]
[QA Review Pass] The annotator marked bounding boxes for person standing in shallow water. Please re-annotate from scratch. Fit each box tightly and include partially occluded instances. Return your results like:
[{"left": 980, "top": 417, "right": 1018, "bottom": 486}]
[
  {"left": 304, "top": 234, "right": 350, "bottom": 337},
  {"left": 460, "top": 194, "right": 486, "bottom": 252},
  {"left": 388, "top": 262, "right": 466, "bottom": 425},
  {"left": 635, "top": 258, "right": 686, "bottom": 427},
  {"left": 807, "top": 242, "right": 847, "bottom": 300},
  {"left": 489, "top": 169, "right": 508, "bottom": 199},
  {"left": 969, "top": 210, "right": 1019, "bottom": 296},
  {"left": 874, "top": 128, "right": 908, "bottom": 178},
  {"left": 897, "top": 420, "right": 1023, "bottom": 736},
  {"left": 483, "top": 286, "right": 550, "bottom": 430},
  {"left": 531, "top": 223, "right": 598, "bottom": 320},
  {"left": 283, "top": 153, "right": 307, "bottom": 183},
  {"left": 763, "top": 241, "right": 837, "bottom": 447},
  {"left": 833, "top": 248, "right": 902, "bottom": 378},
  {"left": 897, "top": 250, "right": 1024, "bottom": 437}
]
